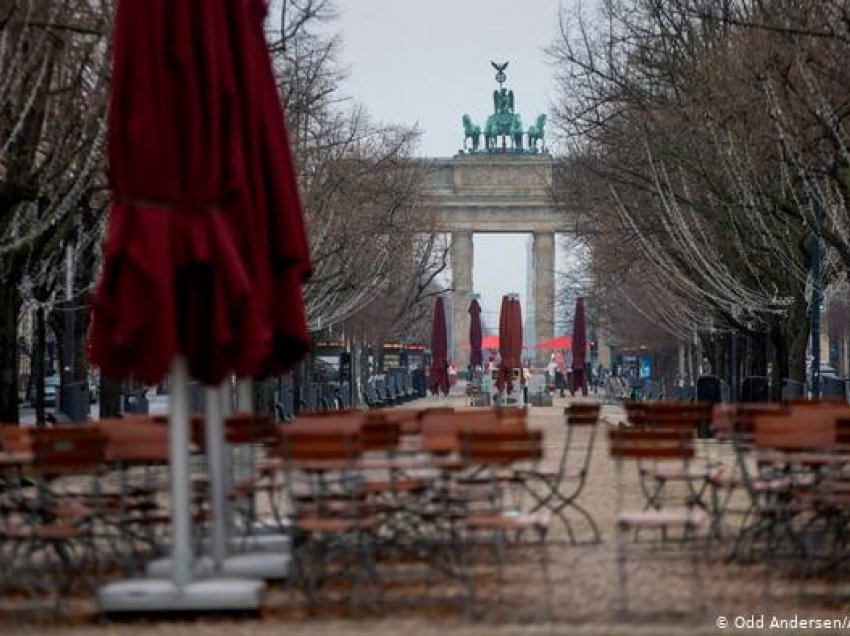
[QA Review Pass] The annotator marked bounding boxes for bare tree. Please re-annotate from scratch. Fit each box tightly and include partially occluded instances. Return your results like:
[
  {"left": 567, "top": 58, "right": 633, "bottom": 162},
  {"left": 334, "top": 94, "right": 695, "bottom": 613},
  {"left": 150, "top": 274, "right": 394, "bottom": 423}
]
[
  {"left": 0, "top": 0, "right": 109, "bottom": 421},
  {"left": 546, "top": 0, "right": 843, "bottom": 393}
]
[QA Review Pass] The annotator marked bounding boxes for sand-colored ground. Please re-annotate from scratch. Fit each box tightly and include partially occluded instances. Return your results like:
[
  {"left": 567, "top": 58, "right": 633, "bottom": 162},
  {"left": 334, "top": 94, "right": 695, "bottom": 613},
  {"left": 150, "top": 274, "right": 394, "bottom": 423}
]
[{"left": 4, "top": 391, "right": 850, "bottom": 634}]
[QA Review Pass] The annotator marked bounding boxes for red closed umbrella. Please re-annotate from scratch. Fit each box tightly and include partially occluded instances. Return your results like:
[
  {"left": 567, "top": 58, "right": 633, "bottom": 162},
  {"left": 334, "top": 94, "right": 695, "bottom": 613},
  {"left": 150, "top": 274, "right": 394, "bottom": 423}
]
[
  {"left": 497, "top": 296, "right": 523, "bottom": 393},
  {"left": 89, "top": 0, "right": 311, "bottom": 385},
  {"left": 429, "top": 297, "right": 450, "bottom": 396},
  {"left": 88, "top": 0, "right": 311, "bottom": 593},
  {"left": 221, "top": 0, "right": 311, "bottom": 377},
  {"left": 469, "top": 298, "right": 483, "bottom": 368},
  {"left": 512, "top": 298, "right": 524, "bottom": 382},
  {"left": 571, "top": 297, "right": 588, "bottom": 396}
]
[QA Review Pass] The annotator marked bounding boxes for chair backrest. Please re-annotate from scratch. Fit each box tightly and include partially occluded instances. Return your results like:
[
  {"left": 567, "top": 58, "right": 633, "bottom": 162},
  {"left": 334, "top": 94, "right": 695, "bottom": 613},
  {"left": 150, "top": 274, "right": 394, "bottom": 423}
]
[
  {"left": 420, "top": 410, "right": 523, "bottom": 453},
  {"left": 0, "top": 424, "right": 33, "bottom": 453},
  {"left": 95, "top": 417, "right": 169, "bottom": 464},
  {"left": 753, "top": 413, "right": 835, "bottom": 452},
  {"left": 360, "top": 419, "right": 401, "bottom": 452},
  {"left": 376, "top": 408, "right": 421, "bottom": 435},
  {"left": 624, "top": 401, "right": 647, "bottom": 427},
  {"left": 784, "top": 398, "right": 848, "bottom": 407},
  {"left": 608, "top": 428, "right": 695, "bottom": 460},
  {"left": 459, "top": 429, "right": 543, "bottom": 465},
  {"left": 277, "top": 429, "right": 361, "bottom": 467},
  {"left": 565, "top": 403, "right": 601, "bottom": 426},
  {"left": 836, "top": 417, "right": 850, "bottom": 445},
  {"left": 642, "top": 402, "right": 701, "bottom": 427},
  {"left": 30, "top": 426, "right": 108, "bottom": 477},
  {"left": 287, "top": 410, "right": 367, "bottom": 433},
  {"left": 725, "top": 403, "right": 787, "bottom": 441},
  {"left": 224, "top": 413, "right": 278, "bottom": 445}
]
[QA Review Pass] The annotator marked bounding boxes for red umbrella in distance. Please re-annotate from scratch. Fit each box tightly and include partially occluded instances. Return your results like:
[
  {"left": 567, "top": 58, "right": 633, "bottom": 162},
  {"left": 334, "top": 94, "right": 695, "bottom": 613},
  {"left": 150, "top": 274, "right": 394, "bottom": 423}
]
[
  {"left": 511, "top": 297, "right": 524, "bottom": 385},
  {"left": 497, "top": 296, "right": 523, "bottom": 393},
  {"left": 482, "top": 334, "right": 499, "bottom": 350},
  {"left": 469, "top": 298, "right": 483, "bottom": 368},
  {"left": 429, "top": 296, "right": 450, "bottom": 396},
  {"left": 461, "top": 334, "right": 499, "bottom": 350},
  {"left": 536, "top": 335, "right": 572, "bottom": 350},
  {"left": 496, "top": 296, "right": 510, "bottom": 393},
  {"left": 571, "top": 297, "right": 588, "bottom": 396}
]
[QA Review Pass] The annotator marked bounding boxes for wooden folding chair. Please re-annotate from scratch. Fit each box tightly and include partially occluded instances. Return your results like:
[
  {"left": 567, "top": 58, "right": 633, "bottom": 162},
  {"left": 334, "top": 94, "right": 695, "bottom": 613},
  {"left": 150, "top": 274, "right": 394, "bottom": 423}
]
[
  {"left": 517, "top": 403, "right": 600, "bottom": 544},
  {"left": 95, "top": 417, "right": 171, "bottom": 574},
  {"left": 742, "top": 412, "right": 839, "bottom": 601},
  {"left": 457, "top": 428, "right": 551, "bottom": 619},
  {"left": 609, "top": 427, "right": 708, "bottom": 616},
  {"left": 276, "top": 428, "right": 380, "bottom": 609},
  {"left": 1, "top": 427, "right": 108, "bottom": 613},
  {"left": 637, "top": 403, "right": 718, "bottom": 518}
]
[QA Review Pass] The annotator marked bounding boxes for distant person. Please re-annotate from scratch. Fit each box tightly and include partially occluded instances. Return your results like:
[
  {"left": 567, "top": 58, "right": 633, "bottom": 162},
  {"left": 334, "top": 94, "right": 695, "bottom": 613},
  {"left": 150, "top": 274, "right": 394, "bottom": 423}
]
[
  {"left": 554, "top": 367, "right": 565, "bottom": 397},
  {"left": 546, "top": 355, "right": 558, "bottom": 389}
]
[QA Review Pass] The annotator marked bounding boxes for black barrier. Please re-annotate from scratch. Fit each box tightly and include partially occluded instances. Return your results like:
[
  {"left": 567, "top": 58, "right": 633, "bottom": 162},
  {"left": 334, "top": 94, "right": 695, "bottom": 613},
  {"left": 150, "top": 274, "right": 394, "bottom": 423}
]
[
  {"left": 781, "top": 378, "right": 805, "bottom": 400},
  {"left": 741, "top": 376, "right": 770, "bottom": 403},
  {"left": 697, "top": 375, "right": 724, "bottom": 403},
  {"left": 122, "top": 389, "right": 149, "bottom": 415},
  {"left": 822, "top": 376, "right": 847, "bottom": 401},
  {"left": 411, "top": 368, "right": 426, "bottom": 397},
  {"left": 674, "top": 386, "right": 695, "bottom": 401},
  {"left": 61, "top": 382, "right": 90, "bottom": 422}
]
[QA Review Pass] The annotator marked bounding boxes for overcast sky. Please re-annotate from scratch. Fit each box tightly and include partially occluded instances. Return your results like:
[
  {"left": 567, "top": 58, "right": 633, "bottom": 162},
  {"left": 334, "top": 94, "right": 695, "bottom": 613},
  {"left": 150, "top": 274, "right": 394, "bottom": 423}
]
[{"left": 336, "top": 0, "right": 570, "bottom": 336}]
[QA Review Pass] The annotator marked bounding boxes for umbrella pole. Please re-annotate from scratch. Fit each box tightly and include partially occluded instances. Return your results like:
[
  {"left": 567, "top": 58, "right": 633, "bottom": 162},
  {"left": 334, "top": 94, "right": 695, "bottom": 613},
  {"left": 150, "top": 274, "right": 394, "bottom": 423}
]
[
  {"left": 169, "top": 356, "right": 193, "bottom": 587},
  {"left": 236, "top": 379, "right": 253, "bottom": 412},
  {"left": 235, "top": 379, "right": 257, "bottom": 531},
  {"left": 204, "top": 386, "right": 228, "bottom": 572}
]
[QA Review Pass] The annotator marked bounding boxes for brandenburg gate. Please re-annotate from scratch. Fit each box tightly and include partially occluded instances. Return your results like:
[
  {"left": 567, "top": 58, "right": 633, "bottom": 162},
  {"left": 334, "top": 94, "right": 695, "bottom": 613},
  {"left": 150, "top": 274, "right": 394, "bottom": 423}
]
[{"left": 421, "top": 62, "right": 565, "bottom": 369}]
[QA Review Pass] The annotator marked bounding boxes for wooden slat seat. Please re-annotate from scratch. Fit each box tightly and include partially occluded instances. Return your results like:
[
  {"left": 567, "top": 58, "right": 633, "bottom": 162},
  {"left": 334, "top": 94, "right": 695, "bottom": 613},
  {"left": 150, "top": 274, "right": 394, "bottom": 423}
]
[
  {"left": 617, "top": 508, "right": 709, "bottom": 529},
  {"left": 464, "top": 511, "right": 550, "bottom": 531},
  {"left": 295, "top": 516, "right": 379, "bottom": 533}
]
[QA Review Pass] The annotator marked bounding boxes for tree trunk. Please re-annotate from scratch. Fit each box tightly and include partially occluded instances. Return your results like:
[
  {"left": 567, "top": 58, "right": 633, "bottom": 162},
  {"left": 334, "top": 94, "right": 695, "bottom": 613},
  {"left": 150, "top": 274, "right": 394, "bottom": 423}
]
[
  {"left": 99, "top": 375, "right": 122, "bottom": 418},
  {"left": 787, "top": 323, "right": 809, "bottom": 384},
  {"left": 0, "top": 282, "right": 21, "bottom": 423},
  {"left": 770, "top": 326, "right": 789, "bottom": 402},
  {"left": 74, "top": 293, "right": 90, "bottom": 382},
  {"left": 750, "top": 330, "right": 768, "bottom": 377},
  {"left": 292, "top": 360, "right": 303, "bottom": 415},
  {"left": 251, "top": 378, "right": 275, "bottom": 418},
  {"left": 35, "top": 307, "right": 46, "bottom": 426}
]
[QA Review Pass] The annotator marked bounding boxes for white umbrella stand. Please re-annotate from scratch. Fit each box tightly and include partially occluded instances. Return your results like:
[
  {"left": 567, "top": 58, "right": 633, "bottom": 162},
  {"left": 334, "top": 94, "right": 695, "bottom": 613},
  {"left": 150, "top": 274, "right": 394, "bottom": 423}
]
[
  {"left": 146, "top": 377, "right": 290, "bottom": 580},
  {"left": 97, "top": 358, "right": 266, "bottom": 615}
]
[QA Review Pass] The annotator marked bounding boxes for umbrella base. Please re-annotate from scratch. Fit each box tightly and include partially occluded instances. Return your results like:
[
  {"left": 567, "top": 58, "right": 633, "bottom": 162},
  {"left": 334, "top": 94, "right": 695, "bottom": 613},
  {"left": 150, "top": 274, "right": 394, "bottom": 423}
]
[
  {"left": 229, "top": 532, "right": 291, "bottom": 553},
  {"left": 146, "top": 552, "right": 290, "bottom": 581},
  {"left": 97, "top": 577, "right": 266, "bottom": 614},
  {"left": 162, "top": 532, "right": 291, "bottom": 554}
]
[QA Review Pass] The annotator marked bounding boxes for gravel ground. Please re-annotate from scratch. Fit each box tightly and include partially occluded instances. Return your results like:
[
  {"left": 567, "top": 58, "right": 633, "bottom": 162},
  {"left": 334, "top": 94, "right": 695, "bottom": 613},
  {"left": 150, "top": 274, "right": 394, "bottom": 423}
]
[{"left": 4, "top": 392, "right": 850, "bottom": 634}]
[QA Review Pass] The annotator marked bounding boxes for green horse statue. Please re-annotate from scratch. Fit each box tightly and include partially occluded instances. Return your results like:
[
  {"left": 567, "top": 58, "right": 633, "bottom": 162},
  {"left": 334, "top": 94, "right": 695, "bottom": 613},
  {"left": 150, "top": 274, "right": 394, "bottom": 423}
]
[
  {"left": 462, "top": 114, "right": 481, "bottom": 151},
  {"left": 527, "top": 113, "right": 547, "bottom": 152}
]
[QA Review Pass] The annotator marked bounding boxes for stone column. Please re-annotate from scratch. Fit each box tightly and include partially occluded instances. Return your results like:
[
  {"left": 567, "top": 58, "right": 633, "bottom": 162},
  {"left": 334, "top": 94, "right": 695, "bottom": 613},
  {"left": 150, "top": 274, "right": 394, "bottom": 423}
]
[
  {"left": 451, "top": 231, "right": 473, "bottom": 371},
  {"left": 532, "top": 232, "right": 555, "bottom": 367}
]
